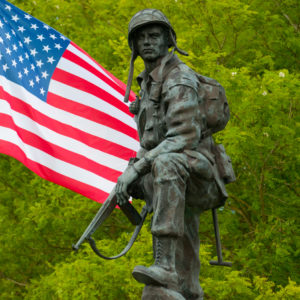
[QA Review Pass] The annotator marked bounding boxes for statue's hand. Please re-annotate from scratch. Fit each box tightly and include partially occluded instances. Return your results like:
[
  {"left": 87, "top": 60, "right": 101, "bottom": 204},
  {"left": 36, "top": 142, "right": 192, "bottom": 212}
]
[{"left": 116, "top": 166, "right": 139, "bottom": 206}]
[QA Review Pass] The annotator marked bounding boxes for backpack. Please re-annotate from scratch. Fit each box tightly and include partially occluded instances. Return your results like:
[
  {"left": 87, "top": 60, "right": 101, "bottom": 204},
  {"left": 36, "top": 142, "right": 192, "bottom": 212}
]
[
  {"left": 196, "top": 74, "right": 235, "bottom": 184},
  {"left": 196, "top": 74, "right": 230, "bottom": 139}
]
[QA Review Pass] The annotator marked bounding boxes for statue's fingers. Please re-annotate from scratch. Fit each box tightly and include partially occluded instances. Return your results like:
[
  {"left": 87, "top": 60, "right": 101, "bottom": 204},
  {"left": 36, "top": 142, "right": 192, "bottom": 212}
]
[{"left": 121, "top": 184, "right": 129, "bottom": 199}]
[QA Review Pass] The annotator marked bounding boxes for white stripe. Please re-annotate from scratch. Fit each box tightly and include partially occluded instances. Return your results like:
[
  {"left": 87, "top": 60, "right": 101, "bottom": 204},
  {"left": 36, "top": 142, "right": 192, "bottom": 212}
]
[
  {"left": 0, "top": 100, "right": 128, "bottom": 172},
  {"left": 67, "top": 44, "right": 115, "bottom": 83},
  {"left": 0, "top": 126, "right": 116, "bottom": 193},
  {"left": 0, "top": 76, "right": 139, "bottom": 151},
  {"left": 49, "top": 78, "right": 136, "bottom": 130},
  {"left": 56, "top": 57, "right": 125, "bottom": 103}
]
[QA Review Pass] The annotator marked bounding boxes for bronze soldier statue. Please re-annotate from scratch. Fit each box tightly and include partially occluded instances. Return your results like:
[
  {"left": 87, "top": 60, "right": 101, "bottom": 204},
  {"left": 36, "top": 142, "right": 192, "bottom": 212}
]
[{"left": 114, "top": 8, "right": 235, "bottom": 300}]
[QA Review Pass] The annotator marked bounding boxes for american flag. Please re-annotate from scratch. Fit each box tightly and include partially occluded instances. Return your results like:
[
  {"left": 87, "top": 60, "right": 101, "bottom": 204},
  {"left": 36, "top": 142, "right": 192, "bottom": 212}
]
[{"left": 0, "top": 1, "right": 139, "bottom": 203}]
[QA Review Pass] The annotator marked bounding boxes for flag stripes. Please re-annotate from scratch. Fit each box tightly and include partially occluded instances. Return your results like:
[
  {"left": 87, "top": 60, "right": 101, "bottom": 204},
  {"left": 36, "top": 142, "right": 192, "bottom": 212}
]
[{"left": 0, "top": 2, "right": 138, "bottom": 203}]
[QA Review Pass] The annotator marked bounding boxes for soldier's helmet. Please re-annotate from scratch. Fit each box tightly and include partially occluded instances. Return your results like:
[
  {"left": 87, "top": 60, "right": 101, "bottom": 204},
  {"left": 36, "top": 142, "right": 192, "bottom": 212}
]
[
  {"left": 128, "top": 9, "right": 187, "bottom": 56},
  {"left": 123, "top": 9, "right": 187, "bottom": 103},
  {"left": 128, "top": 9, "right": 176, "bottom": 50}
]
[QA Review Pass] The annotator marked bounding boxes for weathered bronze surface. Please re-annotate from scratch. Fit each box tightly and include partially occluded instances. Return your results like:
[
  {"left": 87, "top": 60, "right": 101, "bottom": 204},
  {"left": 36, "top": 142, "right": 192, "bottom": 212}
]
[{"left": 115, "top": 9, "right": 235, "bottom": 300}]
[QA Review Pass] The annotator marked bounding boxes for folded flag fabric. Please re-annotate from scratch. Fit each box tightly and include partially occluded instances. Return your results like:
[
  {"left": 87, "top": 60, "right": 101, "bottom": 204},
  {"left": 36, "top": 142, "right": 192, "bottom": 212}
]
[{"left": 0, "top": 0, "right": 139, "bottom": 203}]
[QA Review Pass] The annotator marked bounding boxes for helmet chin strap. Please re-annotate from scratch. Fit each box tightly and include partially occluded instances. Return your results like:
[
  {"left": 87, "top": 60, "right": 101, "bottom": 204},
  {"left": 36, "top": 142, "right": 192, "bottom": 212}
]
[
  {"left": 169, "top": 31, "right": 189, "bottom": 56},
  {"left": 124, "top": 49, "right": 138, "bottom": 103}
]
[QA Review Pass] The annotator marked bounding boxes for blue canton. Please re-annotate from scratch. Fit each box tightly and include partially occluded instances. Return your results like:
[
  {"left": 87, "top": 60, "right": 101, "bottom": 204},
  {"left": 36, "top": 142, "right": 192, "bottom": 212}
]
[{"left": 0, "top": 1, "right": 70, "bottom": 101}]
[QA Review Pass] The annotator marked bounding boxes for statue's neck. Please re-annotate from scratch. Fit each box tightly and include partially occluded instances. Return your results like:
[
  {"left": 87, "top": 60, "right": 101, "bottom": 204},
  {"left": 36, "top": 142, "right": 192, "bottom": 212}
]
[{"left": 144, "top": 56, "right": 164, "bottom": 74}]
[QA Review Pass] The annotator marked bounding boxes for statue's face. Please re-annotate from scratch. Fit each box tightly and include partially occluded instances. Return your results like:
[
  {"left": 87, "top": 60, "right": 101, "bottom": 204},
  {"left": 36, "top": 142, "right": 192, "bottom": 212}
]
[{"left": 135, "top": 24, "right": 169, "bottom": 62}]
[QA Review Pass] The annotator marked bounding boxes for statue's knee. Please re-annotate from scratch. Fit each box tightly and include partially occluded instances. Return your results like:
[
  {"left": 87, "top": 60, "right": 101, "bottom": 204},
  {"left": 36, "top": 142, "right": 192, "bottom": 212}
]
[
  {"left": 152, "top": 154, "right": 171, "bottom": 177},
  {"left": 152, "top": 153, "right": 188, "bottom": 181}
]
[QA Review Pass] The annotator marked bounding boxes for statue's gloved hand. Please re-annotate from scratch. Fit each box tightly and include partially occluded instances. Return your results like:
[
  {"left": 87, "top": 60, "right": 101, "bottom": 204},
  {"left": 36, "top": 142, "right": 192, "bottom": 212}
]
[{"left": 116, "top": 166, "right": 139, "bottom": 206}]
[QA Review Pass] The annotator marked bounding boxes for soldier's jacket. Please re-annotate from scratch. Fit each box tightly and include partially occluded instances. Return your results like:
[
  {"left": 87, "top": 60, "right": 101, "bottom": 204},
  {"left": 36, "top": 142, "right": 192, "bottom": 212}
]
[{"left": 132, "top": 53, "right": 228, "bottom": 201}]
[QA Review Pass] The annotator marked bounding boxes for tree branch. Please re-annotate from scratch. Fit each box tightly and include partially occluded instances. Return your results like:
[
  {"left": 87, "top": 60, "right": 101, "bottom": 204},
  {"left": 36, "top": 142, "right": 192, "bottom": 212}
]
[
  {"left": 273, "top": 0, "right": 299, "bottom": 33},
  {"left": 0, "top": 271, "right": 27, "bottom": 287}
]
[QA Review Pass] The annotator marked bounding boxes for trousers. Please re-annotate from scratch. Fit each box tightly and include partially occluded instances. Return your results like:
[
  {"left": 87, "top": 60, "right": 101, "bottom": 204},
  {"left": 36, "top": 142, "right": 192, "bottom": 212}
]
[{"left": 130, "top": 152, "right": 222, "bottom": 299}]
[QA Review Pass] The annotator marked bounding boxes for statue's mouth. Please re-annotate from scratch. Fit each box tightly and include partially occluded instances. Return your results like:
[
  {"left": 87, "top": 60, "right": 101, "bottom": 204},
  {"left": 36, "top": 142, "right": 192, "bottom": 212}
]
[{"left": 143, "top": 48, "right": 153, "bottom": 53}]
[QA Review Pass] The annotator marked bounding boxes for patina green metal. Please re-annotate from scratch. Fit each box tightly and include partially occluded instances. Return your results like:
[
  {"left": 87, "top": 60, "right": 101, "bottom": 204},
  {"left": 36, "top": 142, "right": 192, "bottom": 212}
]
[{"left": 74, "top": 8, "right": 235, "bottom": 300}]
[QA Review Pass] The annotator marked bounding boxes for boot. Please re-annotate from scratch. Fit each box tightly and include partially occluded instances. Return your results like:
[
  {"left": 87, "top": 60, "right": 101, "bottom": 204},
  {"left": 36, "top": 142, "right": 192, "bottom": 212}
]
[{"left": 132, "top": 236, "right": 179, "bottom": 290}]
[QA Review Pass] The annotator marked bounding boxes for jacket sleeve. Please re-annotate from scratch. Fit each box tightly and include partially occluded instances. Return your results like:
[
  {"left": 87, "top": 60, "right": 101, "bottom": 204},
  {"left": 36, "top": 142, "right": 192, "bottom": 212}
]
[{"left": 133, "top": 77, "right": 202, "bottom": 175}]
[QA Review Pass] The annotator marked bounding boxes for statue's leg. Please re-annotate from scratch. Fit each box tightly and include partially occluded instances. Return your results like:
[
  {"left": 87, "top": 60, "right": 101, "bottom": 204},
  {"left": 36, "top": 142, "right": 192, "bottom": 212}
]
[
  {"left": 176, "top": 207, "right": 204, "bottom": 300},
  {"left": 132, "top": 153, "right": 190, "bottom": 291},
  {"left": 176, "top": 153, "right": 221, "bottom": 300},
  {"left": 151, "top": 153, "right": 189, "bottom": 237}
]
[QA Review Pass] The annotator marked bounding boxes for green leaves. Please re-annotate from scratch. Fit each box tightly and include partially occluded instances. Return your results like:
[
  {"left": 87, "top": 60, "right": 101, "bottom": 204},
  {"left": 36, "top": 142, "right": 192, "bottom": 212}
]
[{"left": 1, "top": 0, "right": 299, "bottom": 298}]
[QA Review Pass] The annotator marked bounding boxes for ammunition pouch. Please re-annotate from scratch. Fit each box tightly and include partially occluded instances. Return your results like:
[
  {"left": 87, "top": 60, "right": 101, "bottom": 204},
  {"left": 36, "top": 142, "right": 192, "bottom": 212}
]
[{"left": 214, "top": 144, "right": 236, "bottom": 184}]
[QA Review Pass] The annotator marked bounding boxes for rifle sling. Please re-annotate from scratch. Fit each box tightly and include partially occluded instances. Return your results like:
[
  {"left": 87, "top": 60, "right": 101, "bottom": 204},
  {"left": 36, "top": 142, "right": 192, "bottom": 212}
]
[{"left": 87, "top": 205, "right": 148, "bottom": 260}]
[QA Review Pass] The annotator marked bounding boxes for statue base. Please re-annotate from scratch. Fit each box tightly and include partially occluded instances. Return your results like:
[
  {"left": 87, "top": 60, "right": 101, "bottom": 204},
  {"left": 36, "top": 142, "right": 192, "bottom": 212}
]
[{"left": 142, "top": 285, "right": 185, "bottom": 300}]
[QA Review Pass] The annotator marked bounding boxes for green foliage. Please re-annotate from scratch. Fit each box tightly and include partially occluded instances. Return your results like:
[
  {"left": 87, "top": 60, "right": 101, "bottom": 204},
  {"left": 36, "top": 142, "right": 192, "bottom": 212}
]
[{"left": 1, "top": 0, "right": 299, "bottom": 298}]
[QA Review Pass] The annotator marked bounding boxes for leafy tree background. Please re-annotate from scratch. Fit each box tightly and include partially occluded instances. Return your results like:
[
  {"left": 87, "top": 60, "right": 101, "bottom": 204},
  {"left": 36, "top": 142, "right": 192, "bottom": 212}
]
[{"left": 0, "top": 0, "right": 299, "bottom": 299}]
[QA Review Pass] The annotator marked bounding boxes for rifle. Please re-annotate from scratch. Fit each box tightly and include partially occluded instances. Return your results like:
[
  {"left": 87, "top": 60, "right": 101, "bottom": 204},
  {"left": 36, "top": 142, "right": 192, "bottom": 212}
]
[
  {"left": 73, "top": 187, "right": 148, "bottom": 259},
  {"left": 73, "top": 190, "right": 231, "bottom": 265}
]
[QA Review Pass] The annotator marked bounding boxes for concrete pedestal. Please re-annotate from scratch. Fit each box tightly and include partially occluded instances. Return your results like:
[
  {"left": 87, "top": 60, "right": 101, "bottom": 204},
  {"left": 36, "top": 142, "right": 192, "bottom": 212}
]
[{"left": 142, "top": 285, "right": 185, "bottom": 300}]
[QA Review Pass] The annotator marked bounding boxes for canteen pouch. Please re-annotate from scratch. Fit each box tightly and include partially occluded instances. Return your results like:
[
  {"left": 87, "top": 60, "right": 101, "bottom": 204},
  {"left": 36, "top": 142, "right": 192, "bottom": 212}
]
[{"left": 214, "top": 144, "right": 236, "bottom": 184}]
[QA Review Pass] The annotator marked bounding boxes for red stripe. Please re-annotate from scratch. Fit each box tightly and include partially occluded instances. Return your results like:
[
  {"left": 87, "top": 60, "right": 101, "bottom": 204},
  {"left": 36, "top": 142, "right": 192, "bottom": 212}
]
[
  {"left": 47, "top": 91, "right": 138, "bottom": 140},
  {"left": 63, "top": 49, "right": 128, "bottom": 102},
  {"left": 52, "top": 67, "right": 132, "bottom": 117},
  {"left": 0, "top": 86, "right": 137, "bottom": 161},
  {"left": 68, "top": 42, "right": 136, "bottom": 102},
  {"left": 0, "top": 113, "right": 122, "bottom": 182},
  {"left": 0, "top": 140, "right": 109, "bottom": 203}
]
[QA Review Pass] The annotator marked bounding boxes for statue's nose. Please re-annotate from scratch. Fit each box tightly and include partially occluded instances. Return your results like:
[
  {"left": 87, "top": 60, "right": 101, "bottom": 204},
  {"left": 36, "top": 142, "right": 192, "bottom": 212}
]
[{"left": 143, "top": 35, "right": 150, "bottom": 45}]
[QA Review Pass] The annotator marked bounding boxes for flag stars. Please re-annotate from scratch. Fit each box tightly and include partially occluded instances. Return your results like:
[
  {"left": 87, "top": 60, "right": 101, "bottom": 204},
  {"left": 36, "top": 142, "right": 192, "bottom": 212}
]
[
  {"left": 47, "top": 56, "right": 55, "bottom": 64},
  {"left": 3, "top": 64, "right": 9, "bottom": 72},
  {"left": 37, "top": 34, "right": 45, "bottom": 41},
  {"left": 54, "top": 43, "right": 62, "bottom": 50},
  {"left": 30, "top": 48, "right": 38, "bottom": 57},
  {"left": 5, "top": 32, "right": 11, "bottom": 40},
  {"left": 5, "top": 5, "right": 12, "bottom": 11},
  {"left": 43, "top": 45, "right": 51, "bottom": 52},
  {"left": 24, "top": 37, "right": 32, "bottom": 44},
  {"left": 36, "top": 60, "right": 43, "bottom": 68},
  {"left": 0, "top": 4, "right": 69, "bottom": 100},
  {"left": 30, "top": 24, "right": 38, "bottom": 30},
  {"left": 12, "top": 15, "right": 20, "bottom": 22},
  {"left": 6, "top": 47, "right": 12, "bottom": 55},
  {"left": 41, "top": 71, "right": 49, "bottom": 79},
  {"left": 18, "top": 26, "right": 26, "bottom": 33}
]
